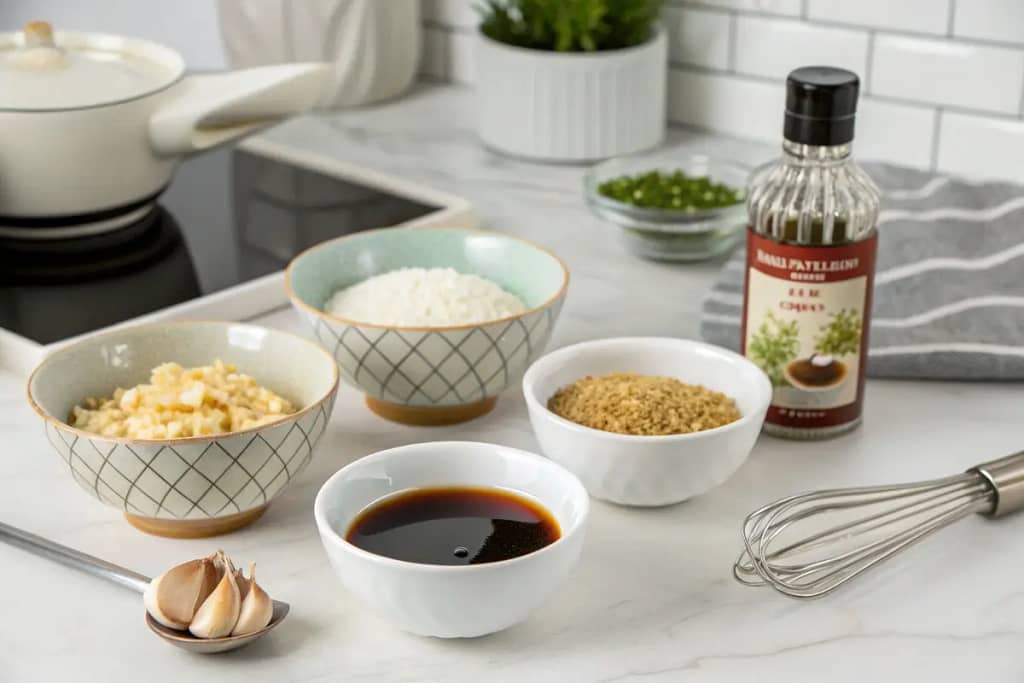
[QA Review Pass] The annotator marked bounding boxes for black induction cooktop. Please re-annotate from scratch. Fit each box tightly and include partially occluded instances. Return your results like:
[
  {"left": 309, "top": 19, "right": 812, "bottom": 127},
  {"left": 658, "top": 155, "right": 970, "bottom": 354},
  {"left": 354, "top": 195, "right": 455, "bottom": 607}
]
[{"left": 0, "top": 145, "right": 442, "bottom": 345}]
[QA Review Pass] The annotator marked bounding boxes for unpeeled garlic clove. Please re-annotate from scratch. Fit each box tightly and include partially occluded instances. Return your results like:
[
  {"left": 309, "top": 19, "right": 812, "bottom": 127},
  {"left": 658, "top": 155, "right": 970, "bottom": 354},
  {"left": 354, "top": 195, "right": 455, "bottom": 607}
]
[
  {"left": 231, "top": 562, "right": 274, "bottom": 636},
  {"left": 188, "top": 558, "right": 241, "bottom": 639},
  {"left": 232, "top": 562, "right": 249, "bottom": 600},
  {"left": 144, "top": 551, "right": 276, "bottom": 639},
  {"left": 143, "top": 556, "right": 219, "bottom": 630}
]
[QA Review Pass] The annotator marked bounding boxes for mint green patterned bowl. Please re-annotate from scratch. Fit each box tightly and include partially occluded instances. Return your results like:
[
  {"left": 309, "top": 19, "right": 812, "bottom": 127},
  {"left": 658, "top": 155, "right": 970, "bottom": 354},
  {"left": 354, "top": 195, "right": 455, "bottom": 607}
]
[{"left": 286, "top": 228, "right": 569, "bottom": 425}]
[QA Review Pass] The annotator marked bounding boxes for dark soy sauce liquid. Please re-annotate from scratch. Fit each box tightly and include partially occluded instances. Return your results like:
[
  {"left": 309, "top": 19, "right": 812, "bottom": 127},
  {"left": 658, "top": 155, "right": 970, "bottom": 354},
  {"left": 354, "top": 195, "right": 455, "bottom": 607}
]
[{"left": 345, "top": 486, "right": 561, "bottom": 566}]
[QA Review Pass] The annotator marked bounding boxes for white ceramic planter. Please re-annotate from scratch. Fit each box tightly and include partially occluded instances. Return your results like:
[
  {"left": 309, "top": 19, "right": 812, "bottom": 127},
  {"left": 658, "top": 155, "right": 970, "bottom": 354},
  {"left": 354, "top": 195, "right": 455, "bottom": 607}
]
[{"left": 476, "top": 27, "right": 667, "bottom": 162}]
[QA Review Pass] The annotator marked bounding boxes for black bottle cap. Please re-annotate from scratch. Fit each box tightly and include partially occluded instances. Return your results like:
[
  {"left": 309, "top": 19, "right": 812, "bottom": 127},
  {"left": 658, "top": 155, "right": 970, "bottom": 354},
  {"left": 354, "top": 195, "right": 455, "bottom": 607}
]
[{"left": 784, "top": 66, "right": 860, "bottom": 145}]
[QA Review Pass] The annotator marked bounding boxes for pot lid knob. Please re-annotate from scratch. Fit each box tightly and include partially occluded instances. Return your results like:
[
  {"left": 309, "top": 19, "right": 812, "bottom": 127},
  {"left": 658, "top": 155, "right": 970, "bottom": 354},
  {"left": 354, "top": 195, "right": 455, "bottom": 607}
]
[
  {"left": 23, "top": 21, "right": 56, "bottom": 48},
  {"left": 16, "top": 21, "right": 66, "bottom": 70}
]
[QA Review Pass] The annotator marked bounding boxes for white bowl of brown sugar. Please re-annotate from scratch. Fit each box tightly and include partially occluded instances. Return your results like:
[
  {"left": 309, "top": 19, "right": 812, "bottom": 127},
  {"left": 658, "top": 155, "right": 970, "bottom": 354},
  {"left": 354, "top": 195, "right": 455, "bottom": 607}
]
[{"left": 522, "top": 337, "right": 771, "bottom": 506}]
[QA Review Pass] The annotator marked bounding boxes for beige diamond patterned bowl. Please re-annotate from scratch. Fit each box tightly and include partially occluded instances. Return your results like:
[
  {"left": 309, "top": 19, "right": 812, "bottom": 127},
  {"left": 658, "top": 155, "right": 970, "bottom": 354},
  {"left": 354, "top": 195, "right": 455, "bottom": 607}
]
[
  {"left": 27, "top": 321, "right": 339, "bottom": 538},
  {"left": 286, "top": 227, "right": 569, "bottom": 426}
]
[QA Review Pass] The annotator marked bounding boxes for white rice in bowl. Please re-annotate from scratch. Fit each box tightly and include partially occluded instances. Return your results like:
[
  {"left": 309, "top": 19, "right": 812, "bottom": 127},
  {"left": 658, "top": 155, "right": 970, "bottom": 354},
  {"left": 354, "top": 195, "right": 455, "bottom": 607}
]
[{"left": 324, "top": 267, "right": 527, "bottom": 326}]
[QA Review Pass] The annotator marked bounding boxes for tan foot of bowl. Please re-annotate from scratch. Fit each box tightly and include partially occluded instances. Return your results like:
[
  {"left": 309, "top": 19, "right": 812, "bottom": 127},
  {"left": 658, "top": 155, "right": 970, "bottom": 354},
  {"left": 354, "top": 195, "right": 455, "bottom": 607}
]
[
  {"left": 365, "top": 396, "right": 497, "bottom": 426},
  {"left": 125, "top": 505, "right": 269, "bottom": 538}
]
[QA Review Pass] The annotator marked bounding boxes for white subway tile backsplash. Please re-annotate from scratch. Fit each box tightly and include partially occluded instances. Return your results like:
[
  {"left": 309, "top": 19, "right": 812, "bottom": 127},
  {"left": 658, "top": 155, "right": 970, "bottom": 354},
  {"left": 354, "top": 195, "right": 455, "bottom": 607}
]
[
  {"left": 734, "top": 16, "right": 869, "bottom": 80},
  {"left": 856, "top": 97, "right": 936, "bottom": 169},
  {"left": 448, "top": 30, "right": 477, "bottom": 85},
  {"left": 421, "top": 26, "right": 448, "bottom": 79},
  {"left": 668, "top": 68, "right": 783, "bottom": 143},
  {"left": 954, "top": 0, "right": 1024, "bottom": 46},
  {"left": 807, "top": 0, "right": 949, "bottom": 36},
  {"left": 872, "top": 36, "right": 1024, "bottom": 114},
  {"left": 937, "top": 111, "right": 1024, "bottom": 182},
  {"left": 664, "top": 5, "right": 731, "bottom": 69},
  {"left": 424, "top": 0, "right": 1024, "bottom": 182},
  {"left": 423, "top": 0, "right": 478, "bottom": 29},
  {"left": 680, "top": 0, "right": 801, "bottom": 17}
]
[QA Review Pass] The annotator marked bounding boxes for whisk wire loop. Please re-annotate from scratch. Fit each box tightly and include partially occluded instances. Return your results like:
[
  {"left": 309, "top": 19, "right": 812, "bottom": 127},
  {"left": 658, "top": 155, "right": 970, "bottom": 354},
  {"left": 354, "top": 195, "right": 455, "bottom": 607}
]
[
  {"left": 735, "top": 468, "right": 998, "bottom": 599},
  {"left": 754, "top": 476, "right": 987, "bottom": 564},
  {"left": 755, "top": 498, "right": 984, "bottom": 598}
]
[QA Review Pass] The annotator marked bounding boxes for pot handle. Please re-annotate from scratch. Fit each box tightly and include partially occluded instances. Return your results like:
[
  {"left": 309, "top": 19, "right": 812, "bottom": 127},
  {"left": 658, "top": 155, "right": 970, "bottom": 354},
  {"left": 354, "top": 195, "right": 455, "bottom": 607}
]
[{"left": 149, "top": 62, "right": 329, "bottom": 157}]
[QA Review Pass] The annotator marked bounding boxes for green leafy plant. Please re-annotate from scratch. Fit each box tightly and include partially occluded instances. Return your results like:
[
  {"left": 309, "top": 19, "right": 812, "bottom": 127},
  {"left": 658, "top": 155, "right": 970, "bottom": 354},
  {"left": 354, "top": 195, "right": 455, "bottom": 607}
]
[
  {"left": 747, "top": 312, "right": 800, "bottom": 387},
  {"left": 814, "top": 309, "right": 861, "bottom": 356},
  {"left": 479, "top": 0, "right": 663, "bottom": 52}
]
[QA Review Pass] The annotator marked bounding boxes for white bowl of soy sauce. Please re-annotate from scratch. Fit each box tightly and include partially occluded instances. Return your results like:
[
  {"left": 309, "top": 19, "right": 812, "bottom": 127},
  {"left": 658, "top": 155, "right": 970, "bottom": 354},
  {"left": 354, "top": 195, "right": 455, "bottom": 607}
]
[{"left": 313, "top": 441, "right": 590, "bottom": 638}]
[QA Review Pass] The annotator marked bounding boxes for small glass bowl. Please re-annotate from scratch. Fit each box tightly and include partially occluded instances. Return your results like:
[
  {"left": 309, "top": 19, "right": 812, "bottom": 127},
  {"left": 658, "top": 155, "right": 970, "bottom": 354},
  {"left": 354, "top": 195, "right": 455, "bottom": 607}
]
[{"left": 584, "top": 152, "right": 751, "bottom": 262}]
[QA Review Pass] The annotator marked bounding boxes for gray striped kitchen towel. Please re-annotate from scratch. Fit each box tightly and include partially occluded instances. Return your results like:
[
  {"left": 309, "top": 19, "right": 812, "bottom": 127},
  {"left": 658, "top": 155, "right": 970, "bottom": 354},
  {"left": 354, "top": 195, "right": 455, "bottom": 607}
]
[{"left": 700, "top": 163, "right": 1024, "bottom": 380}]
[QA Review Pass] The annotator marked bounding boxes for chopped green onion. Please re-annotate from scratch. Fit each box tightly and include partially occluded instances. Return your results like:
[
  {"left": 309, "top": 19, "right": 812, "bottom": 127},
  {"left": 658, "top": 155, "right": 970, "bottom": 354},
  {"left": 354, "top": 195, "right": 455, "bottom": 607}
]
[{"left": 598, "top": 169, "right": 743, "bottom": 210}]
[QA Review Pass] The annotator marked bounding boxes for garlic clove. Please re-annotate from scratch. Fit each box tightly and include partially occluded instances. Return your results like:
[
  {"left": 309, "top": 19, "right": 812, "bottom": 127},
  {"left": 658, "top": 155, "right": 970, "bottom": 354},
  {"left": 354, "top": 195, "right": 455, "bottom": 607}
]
[
  {"left": 210, "top": 549, "right": 239, "bottom": 588},
  {"left": 188, "top": 561, "right": 241, "bottom": 639},
  {"left": 143, "top": 557, "right": 219, "bottom": 630},
  {"left": 231, "top": 562, "right": 274, "bottom": 636},
  {"left": 234, "top": 566, "right": 250, "bottom": 601},
  {"left": 211, "top": 549, "right": 229, "bottom": 574},
  {"left": 197, "top": 557, "right": 220, "bottom": 601},
  {"left": 145, "top": 551, "right": 275, "bottom": 639}
]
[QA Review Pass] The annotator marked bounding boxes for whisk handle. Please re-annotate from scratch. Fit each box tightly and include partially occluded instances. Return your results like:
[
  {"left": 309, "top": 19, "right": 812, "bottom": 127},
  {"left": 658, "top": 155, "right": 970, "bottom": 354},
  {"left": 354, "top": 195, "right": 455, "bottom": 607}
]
[{"left": 972, "top": 450, "right": 1024, "bottom": 517}]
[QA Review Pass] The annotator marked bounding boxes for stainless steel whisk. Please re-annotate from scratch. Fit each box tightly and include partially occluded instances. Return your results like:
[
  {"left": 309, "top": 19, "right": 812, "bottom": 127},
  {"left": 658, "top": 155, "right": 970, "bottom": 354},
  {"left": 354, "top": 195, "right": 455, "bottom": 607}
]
[{"left": 734, "top": 450, "right": 1024, "bottom": 599}]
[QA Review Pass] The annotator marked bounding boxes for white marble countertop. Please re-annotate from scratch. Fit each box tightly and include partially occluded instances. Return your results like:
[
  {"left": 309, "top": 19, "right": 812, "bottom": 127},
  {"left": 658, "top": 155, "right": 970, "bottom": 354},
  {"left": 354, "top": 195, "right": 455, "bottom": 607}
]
[{"left": 3, "top": 85, "right": 1023, "bottom": 682}]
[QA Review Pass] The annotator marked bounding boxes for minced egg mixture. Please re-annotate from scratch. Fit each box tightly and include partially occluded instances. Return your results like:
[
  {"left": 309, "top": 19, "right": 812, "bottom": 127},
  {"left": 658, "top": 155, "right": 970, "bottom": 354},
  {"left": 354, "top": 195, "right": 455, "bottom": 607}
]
[{"left": 69, "top": 360, "right": 295, "bottom": 439}]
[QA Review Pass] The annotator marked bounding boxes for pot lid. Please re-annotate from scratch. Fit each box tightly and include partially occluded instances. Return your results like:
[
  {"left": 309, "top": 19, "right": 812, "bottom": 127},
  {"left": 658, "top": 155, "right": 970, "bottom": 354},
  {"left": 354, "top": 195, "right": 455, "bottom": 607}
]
[{"left": 0, "top": 21, "right": 184, "bottom": 111}]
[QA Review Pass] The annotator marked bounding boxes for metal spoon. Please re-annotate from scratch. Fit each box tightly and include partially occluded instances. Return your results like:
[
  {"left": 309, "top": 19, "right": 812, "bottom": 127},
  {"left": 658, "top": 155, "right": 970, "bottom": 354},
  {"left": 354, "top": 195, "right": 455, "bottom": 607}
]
[{"left": 0, "top": 520, "right": 289, "bottom": 654}]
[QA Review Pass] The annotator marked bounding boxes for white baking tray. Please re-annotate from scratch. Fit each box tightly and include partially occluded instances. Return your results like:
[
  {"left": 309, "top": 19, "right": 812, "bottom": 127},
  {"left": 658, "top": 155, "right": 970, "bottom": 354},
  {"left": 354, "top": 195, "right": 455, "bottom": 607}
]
[{"left": 0, "top": 136, "right": 478, "bottom": 376}]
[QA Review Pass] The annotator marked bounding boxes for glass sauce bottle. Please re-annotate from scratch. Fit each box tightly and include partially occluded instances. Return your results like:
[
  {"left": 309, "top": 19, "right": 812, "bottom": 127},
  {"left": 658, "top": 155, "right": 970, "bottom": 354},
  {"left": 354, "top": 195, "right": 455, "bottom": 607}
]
[{"left": 742, "top": 67, "right": 880, "bottom": 440}]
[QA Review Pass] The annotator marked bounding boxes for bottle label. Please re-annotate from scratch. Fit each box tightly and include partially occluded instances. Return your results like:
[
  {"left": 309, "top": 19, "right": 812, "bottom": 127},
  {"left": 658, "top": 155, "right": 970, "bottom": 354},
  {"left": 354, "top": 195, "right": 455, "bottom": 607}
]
[{"left": 741, "top": 228, "right": 878, "bottom": 430}]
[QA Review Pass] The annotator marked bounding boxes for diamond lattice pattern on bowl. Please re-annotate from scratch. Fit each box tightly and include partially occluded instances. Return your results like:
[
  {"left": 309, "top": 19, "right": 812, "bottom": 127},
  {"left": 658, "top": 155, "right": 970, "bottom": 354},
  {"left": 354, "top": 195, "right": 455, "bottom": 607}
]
[
  {"left": 45, "top": 390, "right": 334, "bottom": 520},
  {"left": 304, "top": 303, "right": 560, "bottom": 406}
]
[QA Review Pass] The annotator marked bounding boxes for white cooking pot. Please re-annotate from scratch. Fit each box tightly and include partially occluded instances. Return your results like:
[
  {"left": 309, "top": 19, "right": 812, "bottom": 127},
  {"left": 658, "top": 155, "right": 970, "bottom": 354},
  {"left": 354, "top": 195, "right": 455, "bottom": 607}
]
[{"left": 0, "top": 21, "right": 328, "bottom": 232}]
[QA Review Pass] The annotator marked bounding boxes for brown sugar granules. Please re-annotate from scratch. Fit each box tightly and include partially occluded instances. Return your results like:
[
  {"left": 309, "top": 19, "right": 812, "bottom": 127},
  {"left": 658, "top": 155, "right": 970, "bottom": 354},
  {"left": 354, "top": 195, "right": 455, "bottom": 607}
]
[{"left": 547, "top": 372, "right": 741, "bottom": 436}]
